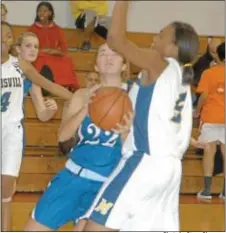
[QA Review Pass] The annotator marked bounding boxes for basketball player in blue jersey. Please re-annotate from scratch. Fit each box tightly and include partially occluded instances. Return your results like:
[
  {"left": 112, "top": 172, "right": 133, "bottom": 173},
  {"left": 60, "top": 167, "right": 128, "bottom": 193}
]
[
  {"left": 16, "top": 31, "right": 58, "bottom": 120},
  {"left": 24, "top": 43, "right": 132, "bottom": 231},
  {"left": 1, "top": 21, "right": 73, "bottom": 231},
  {"left": 81, "top": 1, "right": 200, "bottom": 231}
]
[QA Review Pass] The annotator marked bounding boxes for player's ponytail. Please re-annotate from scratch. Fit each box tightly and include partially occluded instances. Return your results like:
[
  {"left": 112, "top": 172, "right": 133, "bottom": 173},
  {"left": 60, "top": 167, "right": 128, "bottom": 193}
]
[
  {"left": 182, "top": 63, "right": 194, "bottom": 85},
  {"left": 172, "top": 21, "right": 199, "bottom": 85}
]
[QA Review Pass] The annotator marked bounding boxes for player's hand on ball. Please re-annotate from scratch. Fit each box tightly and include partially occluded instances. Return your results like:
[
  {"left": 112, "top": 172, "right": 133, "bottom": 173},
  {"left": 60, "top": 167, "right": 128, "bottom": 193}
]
[
  {"left": 44, "top": 98, "right": 58, "bottom": 111},
  {"left": 84, "top": 84, "right": 102, "bottom": 107},
  {"left": 112, "top": 112, "right": 134, "bottom": 135}
]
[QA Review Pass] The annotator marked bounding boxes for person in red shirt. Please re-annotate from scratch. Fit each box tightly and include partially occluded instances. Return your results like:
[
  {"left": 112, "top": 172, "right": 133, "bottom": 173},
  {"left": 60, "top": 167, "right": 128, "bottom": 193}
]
[
  {"left": 194, "top": 42, "right": 225, "bottom": 200},
  {"left": 28, "top": 1, "right": 78, "bottom": 95}
]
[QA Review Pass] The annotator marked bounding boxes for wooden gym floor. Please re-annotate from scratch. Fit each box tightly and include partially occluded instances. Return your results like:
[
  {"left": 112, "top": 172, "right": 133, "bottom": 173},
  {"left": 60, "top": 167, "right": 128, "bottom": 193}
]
[{"left": 12, "top": 193, "right": 224, "bottom": 231}]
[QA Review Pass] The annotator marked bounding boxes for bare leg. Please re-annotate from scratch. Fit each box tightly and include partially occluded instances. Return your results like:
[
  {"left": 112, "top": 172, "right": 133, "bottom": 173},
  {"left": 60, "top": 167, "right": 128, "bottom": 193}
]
[
  {"left": 220, "top": 142, "right": 225, "bottom": 197},
  {"left": 1, "top": 175, "right": 17, "bottom": 231},
  {"left": 24, "top": 218, "right": 53, "bottom": 232},
  {"left": 198, "top": 141, "right": 217, "bottom": 197},
  {"left": 74, "top": 219, "right": 88, "bottom": 231},
  {"left": 220, "top": 142, "right": 225, "bottom": 174},
  {"left": 83, "top": 220, "right": 117, "bottom": 232},
  {"left": 203, "top": 141, "right": 217, "bottom": 176}
]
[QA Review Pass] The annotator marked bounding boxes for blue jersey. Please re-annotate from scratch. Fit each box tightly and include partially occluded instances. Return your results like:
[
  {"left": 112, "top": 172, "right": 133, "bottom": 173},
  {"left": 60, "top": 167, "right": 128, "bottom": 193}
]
[
  {"left": 23, "top": 78, "right": 32, "bottom": 97},
  {"left": 133, "top": 79, "right": 155, "bottom": 155},
  {"left": 69, "top": 116, "right": 122, "bottom": 177}
]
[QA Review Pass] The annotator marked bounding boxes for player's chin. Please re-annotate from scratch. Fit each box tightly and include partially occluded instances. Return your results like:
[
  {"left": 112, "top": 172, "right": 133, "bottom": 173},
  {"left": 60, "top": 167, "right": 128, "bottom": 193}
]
[{"left": 27, "top": 56, "right": 37, "bottom": 63}]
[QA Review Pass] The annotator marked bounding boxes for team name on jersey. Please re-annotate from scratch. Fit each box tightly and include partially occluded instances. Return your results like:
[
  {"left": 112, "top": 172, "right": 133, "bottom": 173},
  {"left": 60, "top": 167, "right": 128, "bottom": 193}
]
[{"left": 1, "top": 77, "right": 22, "bottom": 88}]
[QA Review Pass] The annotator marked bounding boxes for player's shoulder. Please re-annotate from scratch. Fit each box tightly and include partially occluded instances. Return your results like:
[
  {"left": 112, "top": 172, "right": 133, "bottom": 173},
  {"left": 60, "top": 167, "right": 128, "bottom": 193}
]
[
  {"left": 2, "top": 55, "right": 18, "bottom": 67},
  {"left": 165, "top": 57, "right": 182, "bottom": 76},
  {"left": 159, "top": 58, "right": 182, "bottom": 85},
  {"left": 10, "top": 56, "right": 20, "bottom": 68},
  {"left": 9, "top": 55, "right": 18, "bottom": 62}
]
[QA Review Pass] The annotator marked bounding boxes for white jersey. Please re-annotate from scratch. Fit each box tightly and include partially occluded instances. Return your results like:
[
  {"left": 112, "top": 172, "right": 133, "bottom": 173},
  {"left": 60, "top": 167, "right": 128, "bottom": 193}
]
[
  {"left": 1, "top": 56, "right": 25, "bottom": 128},
  {"left": 123, "top": 57, "right": 192, "bottom": 160}
]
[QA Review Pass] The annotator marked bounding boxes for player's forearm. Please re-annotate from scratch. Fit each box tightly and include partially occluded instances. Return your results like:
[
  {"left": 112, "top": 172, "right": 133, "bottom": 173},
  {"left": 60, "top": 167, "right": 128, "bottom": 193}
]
[
  {"left": 58, "top": 106, "right": 87, "bottom": 142},
  {"left": 19, "top": 59, "right": 72, "bottom": 100},
  {"left": 107, "top": 1, "right": 129, "bottom": 47}
]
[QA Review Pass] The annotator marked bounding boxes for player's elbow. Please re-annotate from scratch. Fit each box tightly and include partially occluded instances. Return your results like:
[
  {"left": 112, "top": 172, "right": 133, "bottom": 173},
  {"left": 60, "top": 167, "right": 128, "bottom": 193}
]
[{"left": 37, "top": 111, "right": 51, "bottom": 122}]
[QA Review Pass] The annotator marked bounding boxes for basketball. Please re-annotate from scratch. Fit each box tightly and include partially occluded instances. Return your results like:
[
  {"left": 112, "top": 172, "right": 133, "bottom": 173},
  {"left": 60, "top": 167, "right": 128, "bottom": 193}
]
[{"left": 89, "top": 87, "right": 133, "bottom": 131}]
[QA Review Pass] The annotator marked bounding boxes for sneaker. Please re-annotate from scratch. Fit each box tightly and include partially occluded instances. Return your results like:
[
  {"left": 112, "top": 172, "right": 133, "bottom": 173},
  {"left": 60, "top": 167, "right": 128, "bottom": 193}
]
[
  {"left": 81, "top": 41, "right": 91, "bottom": 51},
  {"left": 219, "top": 193, "right": 225, "bottom": 200},
  {"left": 197, "top": 190, "right": 212, "bottom": 200}
]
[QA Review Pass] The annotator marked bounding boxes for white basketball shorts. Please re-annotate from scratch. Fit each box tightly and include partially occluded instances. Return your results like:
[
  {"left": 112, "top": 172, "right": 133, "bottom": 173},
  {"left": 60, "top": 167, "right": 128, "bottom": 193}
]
[
  {"left": 83, "top": 152, "right": 182, "bottom": 231},
  {"left": 2, "top": 122, "right": 24, "bottom": 177},
  {"left": 199, "top": 123, "right": 225, "bottom": 144}
]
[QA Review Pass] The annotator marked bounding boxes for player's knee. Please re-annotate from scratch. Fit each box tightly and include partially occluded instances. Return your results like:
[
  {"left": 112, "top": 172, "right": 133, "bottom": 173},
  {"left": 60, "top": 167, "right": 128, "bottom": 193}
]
[{"left": 1, "top": 184, "right": 15, "bottom": 203}]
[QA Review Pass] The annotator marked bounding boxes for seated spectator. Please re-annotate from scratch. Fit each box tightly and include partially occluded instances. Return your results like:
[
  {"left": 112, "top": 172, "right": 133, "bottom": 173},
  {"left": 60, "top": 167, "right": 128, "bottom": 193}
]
[
  {"left": 194, "top": 42, "right": 225, "bottom": 200},
  {"left": 1, "top": 3, "right": 7, "bottom": 22},
  {"left": 70, "top": 1, "right": 110, "bottom": 51},
  {"left": 85, "top": 71, "right": 100, "bottom": 88},
  {"left": 28, "top": 1, "right": 78, "bottom": 95}
]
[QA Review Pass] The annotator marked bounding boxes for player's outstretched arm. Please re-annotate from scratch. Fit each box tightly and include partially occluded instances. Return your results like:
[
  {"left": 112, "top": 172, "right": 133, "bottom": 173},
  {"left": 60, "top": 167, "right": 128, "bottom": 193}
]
[
  {"left": 30, "top": 84, "right": 58, "bottom": 122},
  {"left": 107, "top": 1, "right": 167, "bottom": 77},
  {"left": 19, "top": 59, "right": 72, "bottom": 100}
]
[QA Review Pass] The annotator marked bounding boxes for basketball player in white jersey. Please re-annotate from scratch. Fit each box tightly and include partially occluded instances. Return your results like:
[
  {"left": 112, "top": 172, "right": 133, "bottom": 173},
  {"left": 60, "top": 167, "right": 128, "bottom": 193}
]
[
  {"left": 81, "top": 1, "right": 199, "bottom": 231},
  {"left": 1, "top": 21, "right": 73, "bottom": 231}
]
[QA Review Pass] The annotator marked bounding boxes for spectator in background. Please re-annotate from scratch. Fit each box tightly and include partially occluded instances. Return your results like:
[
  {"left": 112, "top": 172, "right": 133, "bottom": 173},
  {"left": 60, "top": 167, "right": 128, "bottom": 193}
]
[
  {"left": 70, "top": 1, "right": 110, "bottom": 51},
  {"left": 28, "top": 1, "right": 78, "bottom": 95},
  {"left": 85, "top": 71, "right": 100, "bottom": 88},
  {"left": 194, "top": 42, "right": 225, "bottom": 200},
  {"left": 193, "top": 37, "right": 222, "bottom": 89},
  {"left": 192, "top": 37, "right": 223, "bottom": 162},
  {"left": 1, "top": 3, "right": 7, "bottom": 22}
]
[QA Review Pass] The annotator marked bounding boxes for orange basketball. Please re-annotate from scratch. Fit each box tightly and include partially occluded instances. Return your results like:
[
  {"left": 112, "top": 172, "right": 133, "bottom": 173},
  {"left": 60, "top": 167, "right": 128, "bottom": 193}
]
[{"left": 89, "top": 87, "right": 133, "bottom": 131}]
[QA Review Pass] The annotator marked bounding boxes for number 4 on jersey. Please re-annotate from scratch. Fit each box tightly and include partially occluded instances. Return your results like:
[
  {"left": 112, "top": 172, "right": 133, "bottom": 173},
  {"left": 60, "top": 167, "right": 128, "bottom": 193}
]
[
  {"left": 1, "top": 92, "right": 12, "bottom": 112},
  {"left": 171, "top": 92, "right": 187, "bottom": 123}
]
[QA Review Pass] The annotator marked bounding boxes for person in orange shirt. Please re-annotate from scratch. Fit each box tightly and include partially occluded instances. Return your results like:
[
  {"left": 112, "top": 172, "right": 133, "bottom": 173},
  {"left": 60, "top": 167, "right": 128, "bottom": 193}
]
[
  {"left": 70, "top": 1, "right": 110, "bottom": 51},
  {"left": 194, "top": 42, "right": 225, "bottom": 200}
]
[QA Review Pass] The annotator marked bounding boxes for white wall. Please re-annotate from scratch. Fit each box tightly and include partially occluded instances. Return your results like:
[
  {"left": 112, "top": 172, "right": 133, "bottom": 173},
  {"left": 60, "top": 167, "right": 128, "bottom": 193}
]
[{"left": 3, "top": 1, "right": 224, "bottom": 36}]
